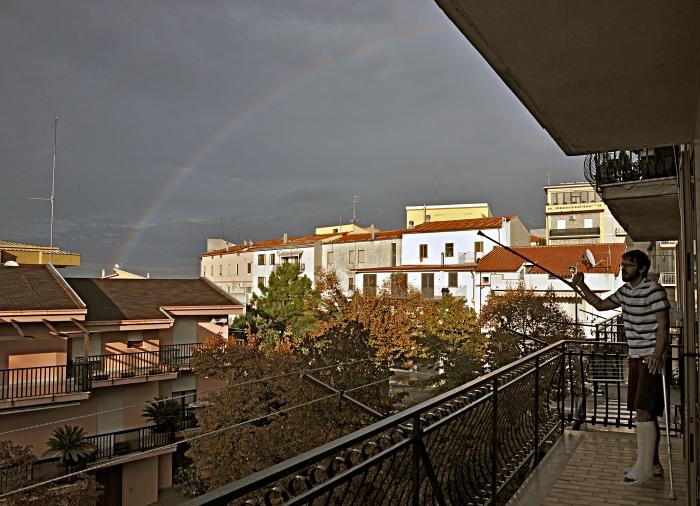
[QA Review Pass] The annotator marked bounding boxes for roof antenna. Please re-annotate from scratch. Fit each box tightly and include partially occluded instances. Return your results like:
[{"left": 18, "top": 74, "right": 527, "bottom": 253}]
[
  {"left": 435, "top": 164, "right": 441, "bottom": 204},
  {"left": 29, "top": 118, "right": 58, "bottom": 264},
  {"left": 351, "top": 196, "right": 359, "bottom": 225},
  {"left": 221, "top": 216, "right": 224, "bottom": 240}
]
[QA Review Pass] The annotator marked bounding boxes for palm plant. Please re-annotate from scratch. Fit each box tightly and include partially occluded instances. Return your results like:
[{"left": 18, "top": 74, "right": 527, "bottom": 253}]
[
  {"left": 142, "top": 396, "right": 182, "bottom": 434},
  {"left": 41, "top": 425, "right": 95, "bottom": 465}
]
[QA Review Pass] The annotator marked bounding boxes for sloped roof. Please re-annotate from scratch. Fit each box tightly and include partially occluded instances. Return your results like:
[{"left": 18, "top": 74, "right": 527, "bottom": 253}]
[
  {"left": 200, "top": 243, "right": 252, "bottom": 259},
  {"left": 404, "top": 216, "right": 516, "bottom": 233},
  {"left": 66, "top": 278, "right": 242, "bottom": 321},
  {"left": 0, "top": 265, "right": 84, "bottom": 311},
  {"left": 0, "top": 240, "right": 78, "bottom": 256},
  {"left": 330, "top": 230, "right": 405, "bottom": 244},
  {"left": 476, "top": 243, "right": 626, "bottom": 277}
]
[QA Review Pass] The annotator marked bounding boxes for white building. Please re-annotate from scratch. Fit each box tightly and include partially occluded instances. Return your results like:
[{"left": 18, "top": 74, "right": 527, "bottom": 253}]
[
  {"left": 354, "top": 216, "right": 530, "bottom": 306},
  {"left": 199, "top": 242, "right": 253, "bottom": 303}
]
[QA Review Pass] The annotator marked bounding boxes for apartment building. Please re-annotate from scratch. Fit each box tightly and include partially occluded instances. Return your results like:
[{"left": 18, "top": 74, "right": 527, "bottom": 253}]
[
  {"left": 0, "top": 239, "right": 80, "bottom": 267},
  {"left": 200, "top": 244, "right": 253, "bottom": 304},
  {"left": 544, "top": 182, "right": 627, "bottom": 245},
  {"left": 354, "top": 216, "right": 529, "bottom": 307},
  {"left": 0, "top": 263, "right": 244, "bottom": 506},
  {"left": 323, "top": 228, "right": 402, "bottom": 296},
  {"left": 405, "top": 203, "right": 492, "bottom": 228}
]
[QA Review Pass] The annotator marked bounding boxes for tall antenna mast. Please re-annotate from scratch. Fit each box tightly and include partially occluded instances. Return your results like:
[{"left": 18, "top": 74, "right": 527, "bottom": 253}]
[
  {"left": 351, "top": 196, "right": 359, "bottom": 224},
  {"left": 30, "top": 118, "right": 58, "bottom": 264}
]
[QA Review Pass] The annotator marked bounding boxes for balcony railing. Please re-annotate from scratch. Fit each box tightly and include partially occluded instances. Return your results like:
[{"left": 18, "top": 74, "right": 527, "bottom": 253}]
[
  {"left": 458, "top": 252, "right": 483, "bottom": 264},
  {"left": 660, "top": 272, "right": 676, "bottom": 285},
  {"left": 86, "top": 426, "right": 173, "bottom": 461},
  {"left": 85, "top": 344, "right": 203, "bottom": 381},
  {"left": 182, "top": 336, "right": 684, "bottom": 506},
  {"left": 0, "top": 363, "right": 92, "bottom": 402},
  {"left": 549, "top": 227, "right": 600, "bottom": 237},
  {"left": 584, "top": 146, "right": 678, "bottom": 190}
]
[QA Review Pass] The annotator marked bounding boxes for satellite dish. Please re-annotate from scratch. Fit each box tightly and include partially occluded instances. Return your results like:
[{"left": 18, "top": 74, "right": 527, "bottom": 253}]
[
  {"left": 114, "top": 264, "right": 120, "bottom": 269},
  {"left": 586, "top": 249, "right": 596, "bottom": 266},
  {"left": 4, "top": 261, "right": 19, "bottom": 267}
]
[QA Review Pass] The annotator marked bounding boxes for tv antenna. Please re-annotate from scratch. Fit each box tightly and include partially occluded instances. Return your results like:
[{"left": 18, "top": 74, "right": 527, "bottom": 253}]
[
  {"left": 351, "top": 196, "right": 359, "bottom": 224},
  {"left": 29, "top": 118, "right": 58, "bottom": 263},
  {"left": 376, "top": 209, "right": 383, "bottom": 230}
]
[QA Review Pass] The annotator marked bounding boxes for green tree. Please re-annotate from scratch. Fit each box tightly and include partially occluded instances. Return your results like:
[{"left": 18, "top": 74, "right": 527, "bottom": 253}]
[
  {"left": 0, "top": 439, "right": 101, "bottom": 506},
  {"left": 142, "top": 397, "right": 183, "bottom": 434},
  {"left": 250, "top": 262, "right": 320, "bottom": 337},
  {"left": 41, "top": 426, "right": 95, "bottom": 465}
]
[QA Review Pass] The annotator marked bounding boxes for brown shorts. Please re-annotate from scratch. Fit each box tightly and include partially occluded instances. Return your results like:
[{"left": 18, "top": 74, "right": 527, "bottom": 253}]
[{"left": 627, "top": 358, "right": 664, "bottom": 417}]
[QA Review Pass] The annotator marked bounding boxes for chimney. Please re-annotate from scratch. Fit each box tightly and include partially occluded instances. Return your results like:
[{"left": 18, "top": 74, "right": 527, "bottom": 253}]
[
  {"left": 371, "top": 224, "right": 375, "bottom": 240},
  {"left": 147, "top": 273, "right": 150, "bottom": 279},
  {"left": 284, "top": 233, "right": 288, "bottom": 244},
  {"left": 244, "top": 240, "right": 248, "bottom": 245},
  {"left": 101, "top": 269, "right": 105, "bottom": 277}
]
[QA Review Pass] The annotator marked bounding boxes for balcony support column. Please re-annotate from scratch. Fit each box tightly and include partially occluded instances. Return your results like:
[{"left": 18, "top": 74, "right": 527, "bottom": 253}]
[{"left": 678, "top": 144, "right": 697, "bottom": 506}]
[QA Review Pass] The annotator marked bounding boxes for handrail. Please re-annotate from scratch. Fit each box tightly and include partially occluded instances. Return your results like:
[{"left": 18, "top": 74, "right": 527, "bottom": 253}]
[
  {"left": 180, "top": 338, "right": 684, "bottom": 506},
  {"left": 0, "top": 363, "right": 92, "bottom": 401},
  {"left": 84, "top": 344, "right": 203, "bottom": 381}
]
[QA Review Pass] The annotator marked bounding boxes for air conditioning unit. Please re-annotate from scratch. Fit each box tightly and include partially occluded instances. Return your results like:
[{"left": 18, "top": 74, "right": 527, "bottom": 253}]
[
  {"left": 569, "top": 215, "right": 577, "bottom": 221},
  {"left": 238, "top": 283, "right": 243, "bottom": 288}
]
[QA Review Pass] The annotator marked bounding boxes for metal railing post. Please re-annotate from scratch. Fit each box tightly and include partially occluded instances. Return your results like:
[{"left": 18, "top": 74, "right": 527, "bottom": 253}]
[
  {"left": 534, "top": 354, "right": 540, "bottom": 465},
  {"left": 412, "top": 412, "right": 420, "bottom": 506},
  {"left": 491, "top": 375, "right": 498, "bottom": 501}
]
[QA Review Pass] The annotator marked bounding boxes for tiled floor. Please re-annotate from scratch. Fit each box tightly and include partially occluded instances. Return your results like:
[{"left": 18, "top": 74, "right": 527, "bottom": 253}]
[{"left": 542, "top": 431, "right": 685, "bottom": 505}]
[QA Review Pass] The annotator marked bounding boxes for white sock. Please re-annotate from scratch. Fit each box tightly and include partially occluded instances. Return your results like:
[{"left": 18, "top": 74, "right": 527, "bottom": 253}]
[{"left": 625, "top": 421, "right": 656, "bottom": 483}]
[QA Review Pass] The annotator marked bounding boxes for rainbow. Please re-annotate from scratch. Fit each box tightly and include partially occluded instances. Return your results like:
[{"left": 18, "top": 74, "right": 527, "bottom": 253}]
[{"left": 117, "top": 23, "right": 448, "bottom": 270}]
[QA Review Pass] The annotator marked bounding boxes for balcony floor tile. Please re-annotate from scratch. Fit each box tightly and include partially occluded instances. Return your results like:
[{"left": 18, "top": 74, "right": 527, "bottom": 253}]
[{"left": 510, "top": 429, "right": 685, "bottom": 506}]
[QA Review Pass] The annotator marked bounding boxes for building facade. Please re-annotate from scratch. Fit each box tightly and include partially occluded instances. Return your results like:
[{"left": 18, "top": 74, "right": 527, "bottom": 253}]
[{"left": 406, "top": 203, "right": 492, "bottom": 228}]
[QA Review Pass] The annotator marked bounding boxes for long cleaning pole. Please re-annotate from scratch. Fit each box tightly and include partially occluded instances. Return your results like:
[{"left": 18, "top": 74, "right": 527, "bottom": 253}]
[
  {"left": 662, "top": 372, "right": 676, "bottom": 500},
  {"left": 476, "top": 230, "right": 583, "bottom": 295}
]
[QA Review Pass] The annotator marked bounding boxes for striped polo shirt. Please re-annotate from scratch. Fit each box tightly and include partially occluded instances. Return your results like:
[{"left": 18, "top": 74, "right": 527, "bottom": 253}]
[{"left": 607, "top": 279, "right": 670, "bottom": 358}]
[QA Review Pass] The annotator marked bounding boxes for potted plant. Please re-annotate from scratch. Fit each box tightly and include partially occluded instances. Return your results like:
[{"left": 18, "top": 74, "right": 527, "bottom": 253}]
[{"left": 41, "top": 425, "right": 96, "bottom": 472}]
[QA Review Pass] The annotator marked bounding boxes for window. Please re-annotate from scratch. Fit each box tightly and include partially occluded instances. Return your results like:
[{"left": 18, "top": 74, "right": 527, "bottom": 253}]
[
  {"left": 474, "top": 241, "right": 484, "bottom": 254},
  {"left": 562, "top": 193, "right": 571, "bottom": 204},
  {"left": 348, "top": 277, "right": 355, "bottom": 292},
  {"left": 421, "top": 273, "right": 434, "bottom": 299},
  {"left": 202, "top": 266, "right": 206, "bottom": 276},
  {"left": 584, "top": 218, "right": 593, "bottom": 228},
  {"left": 269, "top": 254, "right": 276, "bottom": 265},
  {"left": 247, "top": 263, "right": 252, "bottom": 274},
  {"left": 448, "top": 272, "right": 458, "bottom": 287},
  {"left": 333, "top": 228, "right": 338, "bottom": 233},
  {"left": 409, "top": 220, "right": 414, "bottom": 227},
  {"left": 236, "top": 264, "right": 239, "bottom": 275},
  {"left": 227, "top": 264, "right": 230, "bottom": 275},
  {"left": 557, "top": 219, "right": 566, "bottom": 229},
  {"left": 363, "top": 274, "right": 377, "bottom": 295},
  {"left": 419, "top": 244, "right": 428, "bottom": 259},
  {"left": 210, "top": 265, "right": 214, "bottom": 276},
  {"left": 482, "top": 276, "right": 490, "bottom": 285},
  {"left": 258, "top": 254, "right": 265, "bottom": 266},
  {"left": 358, "top": 250, "right": 365, "bottom": 263},
  {"left": 172, "top": 390, "right": 196, "bottom": 409},
  {"left": 258, "top": 277, "right": 265, "bottom": 287},
  {"left": 327, "top": 251, "right": 334, "bottom": 265},
  {"left": 219, "top": 264, "right": 222, "bottom": 276},
  {"left": 349, "top": 250, "right": 355, "bottom": 264},
  {"left": 391, "top": 243, "right": 397, "bottom": 266},
  {"left": 425, "top": 215, "right": 431, "bottom": 222},
  {"left": 445, "top": 243, "right": 454, "bottom": 257},
  {"left": 572, "top": 192, "right": 581, "bottom": 204}
]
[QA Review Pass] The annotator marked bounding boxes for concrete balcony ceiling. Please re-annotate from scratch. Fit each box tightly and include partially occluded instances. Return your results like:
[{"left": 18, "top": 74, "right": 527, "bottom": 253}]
[{"left": 434, "top": 0, "right": 700, "bottom": 155}]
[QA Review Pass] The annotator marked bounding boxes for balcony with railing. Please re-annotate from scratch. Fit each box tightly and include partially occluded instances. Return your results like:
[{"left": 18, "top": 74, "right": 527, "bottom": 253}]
[
  {"left": 583, "top": 147, "right": 680, "bottom": 242},
  {"left": 83, "top": 343, "right": 203, "bottom": 384},
  {"left": 660, "top": 272, "right": 676, "bottom": 286},
  {"left": 0, "top": 362, "right": 93, "bottom": 408},
  {"left": 181, "top": 325, "right": 685, "bottom": 506}
]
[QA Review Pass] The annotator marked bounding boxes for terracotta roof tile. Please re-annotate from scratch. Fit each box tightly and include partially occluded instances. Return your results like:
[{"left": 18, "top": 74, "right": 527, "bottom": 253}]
[
  {"left": 329, "top": 230, "right": 405, "bottom": 244},
  {"left": 476, "top": 243, "right": 626, "bottom": 276},
  {"left": 404, "top": 216, "right": 515, "bottom": 233}
]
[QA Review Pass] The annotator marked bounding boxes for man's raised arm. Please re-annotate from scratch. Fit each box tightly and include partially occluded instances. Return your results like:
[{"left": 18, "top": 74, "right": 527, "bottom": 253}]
[{"left": 572, "top": 272, "right": 619, "bottom": 311}]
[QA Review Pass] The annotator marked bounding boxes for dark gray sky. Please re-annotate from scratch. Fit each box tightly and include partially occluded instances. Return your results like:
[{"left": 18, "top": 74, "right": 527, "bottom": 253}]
[{"left": 0, "top": 1, "right": 583, "bottom": 278}]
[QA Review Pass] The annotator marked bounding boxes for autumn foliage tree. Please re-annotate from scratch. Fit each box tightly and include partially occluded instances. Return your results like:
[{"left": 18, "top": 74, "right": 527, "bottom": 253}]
[
  {"left": 0, "top": 440, "right": 101, "bottom": 506},
  {"left": 478, "top": 283, "right": 583, "bottom": 368}
]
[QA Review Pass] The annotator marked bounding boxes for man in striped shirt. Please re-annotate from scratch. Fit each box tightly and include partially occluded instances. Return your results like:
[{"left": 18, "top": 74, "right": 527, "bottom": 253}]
[{"left": 573, "top": 249, "right": 670, "bottom": 486}]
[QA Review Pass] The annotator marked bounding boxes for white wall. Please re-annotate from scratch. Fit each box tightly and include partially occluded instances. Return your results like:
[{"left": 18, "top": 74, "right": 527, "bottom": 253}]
[
  {"left": 324, "top": 238, "right": 401, "bottom": 295},
  {"left": 251, "top": 244, "right": 316, "bottom": 296},
  {"left": 402, "top": 226, "right": 505, "bottom": 266}
]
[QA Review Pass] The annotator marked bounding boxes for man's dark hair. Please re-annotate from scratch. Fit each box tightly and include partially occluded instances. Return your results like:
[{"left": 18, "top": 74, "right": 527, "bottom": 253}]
[{"left": 622, "top": 249, "right": 651, "bottom": 276}]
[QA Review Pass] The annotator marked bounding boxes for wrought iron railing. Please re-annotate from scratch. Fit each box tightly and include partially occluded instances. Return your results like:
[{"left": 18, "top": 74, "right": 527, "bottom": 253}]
[
  {"left": 85, "top": 344, "right": 203, "bottom": 381},
  {"left": 584, "top": 146, "right": 678, "bottom": 190},
  {"left": 180, "top": 338, "right": 685, "bottom": 506},
  {"left": 0, "top": 363, "right": 92, "bottom": 401},
  {"left": 659, "top": 272, "right": 676, "bottom": 285},
  {"left": 85, "top": 426, "right": 174, "bottom": 461}
]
